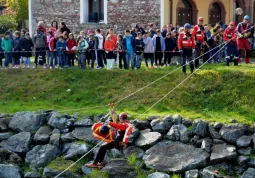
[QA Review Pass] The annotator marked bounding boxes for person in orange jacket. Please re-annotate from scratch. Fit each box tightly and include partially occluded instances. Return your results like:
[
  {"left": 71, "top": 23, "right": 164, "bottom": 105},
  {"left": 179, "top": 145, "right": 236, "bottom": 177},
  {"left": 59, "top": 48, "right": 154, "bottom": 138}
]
[
  {"left": 86, "top": 111, "right": 133, "bottom": 169},
  {"left": 178, "top": 23, "right": 195, "bottom": 75}
]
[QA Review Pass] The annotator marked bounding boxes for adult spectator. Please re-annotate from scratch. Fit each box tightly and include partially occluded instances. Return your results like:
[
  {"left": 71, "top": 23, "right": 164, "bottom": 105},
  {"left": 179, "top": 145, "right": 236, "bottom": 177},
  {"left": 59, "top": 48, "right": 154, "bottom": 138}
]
[
  {"left": 59, "top": 22, "right": 71, "bottom": 35},
  {"left": 49, "top": 21, "right": 58, "bottom": 34}
]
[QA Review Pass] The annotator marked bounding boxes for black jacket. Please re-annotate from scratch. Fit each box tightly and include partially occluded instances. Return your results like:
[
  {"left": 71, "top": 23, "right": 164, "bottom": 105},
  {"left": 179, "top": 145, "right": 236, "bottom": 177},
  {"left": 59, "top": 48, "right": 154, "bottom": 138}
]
[
  {"left": 20, "top": 38, "right": 34, "bottom": 57},
  {"left": 135, "top": 38, "right": 145, "bottom": 55},
  {"left": 165, "top": 37, "right": 178, "bottom": 51}
]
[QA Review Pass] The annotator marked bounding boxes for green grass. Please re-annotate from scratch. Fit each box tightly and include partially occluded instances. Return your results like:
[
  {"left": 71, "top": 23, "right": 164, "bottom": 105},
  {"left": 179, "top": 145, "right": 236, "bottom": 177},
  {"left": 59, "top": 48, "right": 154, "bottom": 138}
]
[{"left": 1, "top": 63, "right": 255, "bottom": 124}]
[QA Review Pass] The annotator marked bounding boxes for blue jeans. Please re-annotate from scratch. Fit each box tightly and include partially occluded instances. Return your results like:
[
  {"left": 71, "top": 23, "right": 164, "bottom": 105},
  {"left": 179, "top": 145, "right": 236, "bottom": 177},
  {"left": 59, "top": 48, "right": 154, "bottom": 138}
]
[
  {"left": 125, "top": 51, "right": 135, "bottom": 69},
  {"left": 50, "top": 51, "right": 58, "bottom": 67},
  {"left": 4, "top": 52, "right": 12, "bottom": 68},
  {"left": 23, "top": 57, "right": 31, "bottom": 67},
  {"left": 58, "top": 54, "right": 65, "bottom": 67},
  {"left": 136, "top": 54, "right": 142, "bottom": 69}
]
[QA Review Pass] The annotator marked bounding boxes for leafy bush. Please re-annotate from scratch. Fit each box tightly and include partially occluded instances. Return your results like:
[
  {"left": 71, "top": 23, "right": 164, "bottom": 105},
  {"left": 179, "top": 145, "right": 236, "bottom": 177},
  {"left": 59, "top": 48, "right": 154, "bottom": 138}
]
[{"left": 0, "top": 15, "right": 17, "bottom": 33}]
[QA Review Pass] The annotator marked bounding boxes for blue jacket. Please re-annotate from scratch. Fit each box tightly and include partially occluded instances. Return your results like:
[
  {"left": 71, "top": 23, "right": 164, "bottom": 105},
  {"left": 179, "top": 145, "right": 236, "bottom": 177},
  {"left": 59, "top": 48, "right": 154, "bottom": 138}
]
[
  {"left": 152, "top": 35, "right": 166, "bottom": 51},
  {"left": 56, "top": 40, "right": 66, "bottom": 55},
  {"left": 122, "top": 35, "right": 136, "bottom": 52},
  {"left": 12, "top": 38, "right": 21, "bottom": 51},
  {"left": 0, "top": 38, "right": 2, "bottom": 52}
]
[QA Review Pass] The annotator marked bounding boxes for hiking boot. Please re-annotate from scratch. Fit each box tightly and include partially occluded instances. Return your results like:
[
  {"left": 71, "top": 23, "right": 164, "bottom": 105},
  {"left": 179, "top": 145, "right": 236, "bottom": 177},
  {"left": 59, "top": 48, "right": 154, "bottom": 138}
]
[
  {"left": 86, "top": 163, "right": 98, "bottom": 168},
  {"left": 97, "top": 162, "right": 104, "bottom": 169}
]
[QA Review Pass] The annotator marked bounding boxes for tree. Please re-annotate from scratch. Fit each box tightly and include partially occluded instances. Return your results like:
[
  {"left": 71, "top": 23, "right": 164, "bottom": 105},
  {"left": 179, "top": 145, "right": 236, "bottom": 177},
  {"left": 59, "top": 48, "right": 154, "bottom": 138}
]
[{"left": 5, "top": 0, "right": 28, "bottom": 28}]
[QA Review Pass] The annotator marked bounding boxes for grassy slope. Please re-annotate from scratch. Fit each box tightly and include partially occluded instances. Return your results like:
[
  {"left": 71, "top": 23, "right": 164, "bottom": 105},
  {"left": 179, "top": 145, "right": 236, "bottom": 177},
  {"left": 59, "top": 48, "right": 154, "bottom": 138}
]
[{"left": 0, "top": 63, "right": 255, "bottom": 124}]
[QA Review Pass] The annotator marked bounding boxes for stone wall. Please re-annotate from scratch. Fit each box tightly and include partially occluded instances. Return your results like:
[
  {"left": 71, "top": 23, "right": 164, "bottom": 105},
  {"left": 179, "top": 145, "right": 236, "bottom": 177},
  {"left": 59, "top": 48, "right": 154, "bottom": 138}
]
[{"left": 31, "top": 0, "right": 161, "bottom": 35}]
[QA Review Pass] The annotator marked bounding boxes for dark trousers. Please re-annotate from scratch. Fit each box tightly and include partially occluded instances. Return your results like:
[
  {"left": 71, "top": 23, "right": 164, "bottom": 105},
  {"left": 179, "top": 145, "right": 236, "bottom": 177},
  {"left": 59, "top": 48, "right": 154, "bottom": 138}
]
[
  {"left": 88, "top": 51, "right": 96, "bottom": 69},
  {"left": 35, "top": 48, "right": 46, "bottom": 65},
  {"left": 12, "top": 55, "right": 20, "bottom": 66},
  {"left": 118, "top": 52, "right": 126, "bottom": 69},
  {"left": 182, "top": 48, "right": 194, "bottom": 73},
  {"left": 94, "top": 142, "right": 116, "bottom": 163},
  {"left": 96, "top": 50, "right": 104, "bottom": 68},
  {"left": 79, "top": 52, "right": 86, "bottom": 69},
  {"left": 58, "top": 54, "right": 65, "bottom": 67},
  {"left": 164, "top": 52, "right": 172, "bottom": 65},
  {"left": 102, "top": 51, "right": 107, "bottom": 65},
  {"left": 67, "top": 53, "right": 75, "bottom": 67},
  {"left": 155, "top": 52, "right": 163, "bottom": 66}
]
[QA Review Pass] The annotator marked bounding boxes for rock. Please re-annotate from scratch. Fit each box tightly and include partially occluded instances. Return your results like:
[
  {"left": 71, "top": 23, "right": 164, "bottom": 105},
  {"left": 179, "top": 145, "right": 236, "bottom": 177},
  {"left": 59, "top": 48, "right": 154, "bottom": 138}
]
[
  {"left": 210, "top": 143, "right": 237, "bottom": 164},
  {"left": 9, "top": 112, "right": 45, "bottom": 132},
  {"left": 209, "top": 125, "right": 221, "bottom": 139},
  {"left": 185, "top": 169, "right": 199, "bottom": 178},
  {"left": 241, "top": 168, "right": 255, "bottom": 178},
  {"left": 201, "top": 139, "right": 211, "bottom": 153},
  {"left": 135, "top": 132, "right": 162, "bottom": 148},
  {"left": 33, "top": 126, "right": 52, "bottom": 144},
  {"left": 172, "top": 114, "right": 182, "bottom": 124},
  {"left": 192, "top": 120, "right": 209, "bottom": 137},
  {"left": 63, "top": 143, "right": 89, "bottom": 160},
  {"left": 147, "top": 116, "right": 159, "bottom": 121},
  {"left": 166, "top": 125, "right": 179, "bottom": 141},
  {"left": 123, "top": 146, "right": 145, "bottom": 159},
  {"left": 111, "top": 148, "right": 123, "bottom": 158},
  {"left": 74, "top": 118, "right": 93, "bottom": 127},
  {"left": 166, "top": 124, "right": 190, "bottom": 143},
  {"left": 238, "top": 147, "right": 252, "bottom": 156},
  {"left": 219, "top": 124, "right": 246, "bottom": 145},
  {"left": 143, "top": 141, "right": 210, "bottom": 173},
  {"left": 150, "top": 119, "right": 171, "bottom": 134},
  {"left": 213, "top": 139, "right": 225, "bottom": 144},
  {"left": 248, "top": 158, "right": 255, "bottom": 167},
  {"left": 81, "top": 163, "right": 92, "bottom": 175},
  {"left": 0, "top": 132, "right": 13, "bottom": 141},
  {"left": 48, "top": 112, "right": 75, "bottom": 130},
  {"left": 72, "top": 127, "right": 98, "bottom": 144},
  {"left": 24, "top": 171, "right": 41, "bottom": 178},
  {"left": 190, "top": 135, "right": 200, "bottom": 145},
  {"left": 43, "top": 167, "right": 80, "bottom": 178},
  {"left": 0, "top": 117, "right": 10, "bottom": 132},
  {"left": 60, "top": 128, "right": 69, "bottom": 134},
  {"left": 128, "top": 127, "right": 140, "bottom": 144},
  {"left": 182, "top": 118, "right": 193, "bottom": 127},
  {"left": 49, "top": 133, "right": 60, "bottom": 147},
  {"left": 0, "top": 164, "right": 22, "bottom": 178},
  {"left": 238, "top": 156, "right": 250, "bottom": 165},
  {"left": 51, "top": 128, "right": 60, "bottom": 134},
  {"left": 131, "top": 120, "right": 150, "bottom": 130},
  {"left": 0, "top": 148, "right": 22, "bottom": 165},
  {"left": 252, "top": 134, "right": 255, "bottom": 151},
  {"left": 93, "top": 113, "right": 105, "bottom": 122},
  {"left": 179, "top": 124, "right": 190, "bottom": 143},
  {"left": 147, "top": 172, "right": 170, "bottom": 178},
  {"left": 237, "top": 135, "right": 252, "bottom": 148},
  {"left": 102, "top": 159, "right": 136, "bottom": 178},
  {"left": 0, "top": 132, "right": 31, "bottom": 153},
  {"left": 25, "top": 144, "right": 61, "bottom": 168},
  {"left": 213, "top": 122, "right": 223, "bottom": 131},
  {"left": 201, "top": 163, "right": 234, "bottom": 178},
  {"left": 60, "top": 133, "right": 76, "bottom": 143}
]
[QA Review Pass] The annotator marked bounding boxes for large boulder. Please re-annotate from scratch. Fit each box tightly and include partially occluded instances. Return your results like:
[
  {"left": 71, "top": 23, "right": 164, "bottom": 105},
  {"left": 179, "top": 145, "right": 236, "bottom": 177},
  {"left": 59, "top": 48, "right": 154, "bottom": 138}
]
[
  {"left": 200, "top": 163, "right": 235, "bottom": 178},
  {"left": 0, "top": 164, "right": 22, "bottom": 178},
  {"left": 0, "top": 117, "right": 10, "bottom": 132},
  {"left": 102, "top": 159, "right": 136, "bottom": 178},
  {"left": 147, "top": 172, "right": 170, "bottom": 178},
  {"left": 241, "top": 168, "right": 255, "bottom": 178},
  {"left": 60, "top": 132, "right": 76, "bottom": 143},
  {"left": 131, "top": 120, "right": 150, "bottom": 130},
  {"left": 123, "top": 146, "right": 145, "bottom": 159},
  {"left": 238, "top": 147, "right": 252, "bottom": 156},
  {"left": 0, "top": 148, "right": 22, "bottom": 165},
  {"left": 72, "top": 127, "right": 98, "bottom": 144},
  {"left": 209, "top": 125, "right": 221, "bottom": 139},
  {"left": 0, "top": 132, "right": 13, "bottom": 141},
  {"left": 166, "top": 124, "right": 190, "bottom": 143},
  {"left": 47, "top": 112, "right": 76, "bottom": 130},
  {"left": 24, "top": 171, "right": 41, "bottom": 178},
  {"left": 33, "top": 126, "right": 52, "bottom": 144},
  {"left": 150, "top": 119, "right": 172, "bottom": 134},
  {"left": 237, "top": 135, "right": 252, "bottom": 148},
  {"left": 25, "top": 144, "right": 61, "bottom": 168},
  {"left": 9, "top": 112, "right": 46, "bottom": 132},
  {"left": 135, "top": 131, "right": 162, "bottom": 148},
  {"left": 252, "top": 134, "right": 255, "bottom": 151},
  {"left": 192, "top": 120, "right": 209, "bottom": 137},
  {"left": 128, "top": 127, "right": 140, "bottom": 144},
  {"left": 210, "top": 143, "right": 237, "bottom": 164},
  {"left": 185, "top": 169, "right": 199, "bottom": 178},
  {"left": 248, "top": 158, "right": 255, "bottom": 167},
  {"left": 42, "top": 167, "right": 80, "bottom": 178},
  {"left": 62, "top": 142, "right": 89, "bottom": 160},
  {"left": 49, "top": 133, "right": 60, "bottom": 147},
  {"left": 0, "top": 132, "right": 31, "bottom": 153},
  {"left": 219, "top": 124, "right": 246, "bottom": 145},
  {"left": 74, "top": 118, "right": 93, "bottom": 127},
  {"left": 143, "top": 141, "right": 210, "bottom": 173}
]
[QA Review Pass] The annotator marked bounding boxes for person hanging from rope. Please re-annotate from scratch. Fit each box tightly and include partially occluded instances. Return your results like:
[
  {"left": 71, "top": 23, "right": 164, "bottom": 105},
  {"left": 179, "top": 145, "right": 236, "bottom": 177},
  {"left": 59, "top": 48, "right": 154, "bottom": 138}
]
[
  {"left": 178, "top": 23, "right": 195, "bottom": 75},
  {"left": 223, "top": 21, "right": 239, "bottom": 66},
  {"left": 192, "top": 17, "right": 205, "bottom": 69},
  {"left": 236, "top": 15, "right": 252, "bottom": 64},
  {"left": 86, "top": 104, "right": 133, "bottom": 169}
]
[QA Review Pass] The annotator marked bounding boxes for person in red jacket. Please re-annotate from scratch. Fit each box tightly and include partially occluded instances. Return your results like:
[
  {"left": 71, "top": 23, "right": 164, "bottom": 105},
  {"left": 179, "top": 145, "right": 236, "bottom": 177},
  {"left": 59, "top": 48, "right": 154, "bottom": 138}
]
[
  {"left": 86, "top": 111, "right": 133, "bottom": 169},
  {"left": 223, "top": 21, "right": 239, "bottom": 66},
  {"left": 104, "top": 35, "right": 116, "bottom": 70},
  {"left": 49, "top": 32, "right": 59, "bottom": 69},
  {"left": 236, "top": 15, "right": 252, "bottom": 64},
  {"left": 192, "top": 17, "right": 205, "bottom": 69},
  {"left": 178, "top": 23, "right": 195, "bottom": 75},
  {"left": 66, "top": 33, "right": 77, "bottom": 67}
]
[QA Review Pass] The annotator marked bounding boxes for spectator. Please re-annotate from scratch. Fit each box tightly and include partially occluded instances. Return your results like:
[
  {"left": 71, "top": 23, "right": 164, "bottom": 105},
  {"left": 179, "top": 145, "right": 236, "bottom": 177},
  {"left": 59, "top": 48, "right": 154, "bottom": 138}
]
[
  {"left": 77, "top": 35, "right": 89, "bottom": 69},
  {"left": 36, "top": 21, "right": 47, "bottom": 34},
  {"left": 20, "top": 32, "right": 34, "bottom": 69},
  {"left": 59, "top": 22, "right": 71, "bottom": 35},
  {"left": 0, "top": 38, "right": 4, "bottom": 68},
  {"left": 116, "top": 34, "right": 126, "bottom": 69},
  {"left": 165, "top": 31, "right": 177, "bottom": 66},
  {"left": 94, "top": 29, "right": 104, "bottom": 69},
  {"left": 46, "top": 31, "right": 53, "bottom": 67},
  {"left": 123, "top": 30, "right": 136, "bottom": 69},
  {"left": 87, "top": 34, "right": 96, "bottom": 69},
  {"left": 12, "top": 31, "right": 21, "bottom": 68},
  {"left": 104, "top": 34, "right": 116, "bottom": 70},
  {"left": 143, "top": 30, "right": 155, "bottom": 68},
  {"left": 49, "top": 32, "right": 59, "bottom": 69},
  {"left": 66, "top": 33, "right": 77, "bottom": 67},
  {"left": 135, "top": 32, "right": 145, "bottom": 69},
  {"left": 34, "top": 27, "right": 47, "bottom": 68},
  {"left": 49, "top": 21, "right": 58, "bottom": 34},
  {"left": 153, "top": 29, "right": 166, "bottom": 67},
  {"left": 56, "top": 35, "right": 67, "bottom": 69},
  {"left": 149, "top": 22, "right": 157, "bottom": 38},
  {"left": 1, "top": 31, "right": 12, "bottom": 69},
  {"left": 161, "top": 25, "right": 167, "bottom": 38}
]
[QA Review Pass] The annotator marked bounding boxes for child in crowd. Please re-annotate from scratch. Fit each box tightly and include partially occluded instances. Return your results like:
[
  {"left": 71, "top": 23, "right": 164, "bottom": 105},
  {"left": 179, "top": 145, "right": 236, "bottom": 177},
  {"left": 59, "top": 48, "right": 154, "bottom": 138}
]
[
  {"left": 34, "top": 27, "right": 47, "bottom": 68},
  {"left": 12, "top": 31, "right": 21, "bottom": 68},
  {"left": 135, "top": 32, "right": 145, "bottom": 69},
  {"left": 94, "top": 29, "right": 104, "bottom": 69},
  {"left": 143, "top": 30, "right": 155, "bottom": 68},
  {"left": 149, "top": 23, "right": 157, "bottom": 38},
  {"left": 165, "top": 31, "right": 178, "bottom": 66},
  {"left": 46, "top": 31, "right": 53, "bottom": 67},
  {"left": 66, "top": 33, "right": 77, "bottom": 67},
  {"left": 153, "top": 29, "right": 166, "bottom": 67},
  {"left": 56, "top": 35, "right": 67, "bottom": 68},
  {"left": 77, "top": 35, "right": 89, "bottom": 69},
  {"left": 62, "top": 31, "right": 69, "bottom": 67},
  {"left": 1, "top": 31, "right": 13, "bottom": 69},
  {"left": 208, "top": 35, "right": 220, "bottom": 63},
  {"left": 0, "top": 38, "right": 3, "bottom": 68},
  {"left": 87, "top": 34, "right": 96, "bottom": 69},
  {"left": 218, "top": 28, "right": 225, "bottom": 62},
  {"left": 104, "top": 35, "right": 116, "bottom": 70},
  {"left": 20, "top": 32, "right": 34, "bottom": 69},
  {"left": 116, "top": 34, "right": 126, "bottom": 69},
  {"left": 123, "top": 30, "right": 136, "bottom": 69},
  {"left": 80, "top": 31, "right": 85, "bottom": 40},
  {"left": 49, "top": 32, "right": 59, "bottom": 69}
]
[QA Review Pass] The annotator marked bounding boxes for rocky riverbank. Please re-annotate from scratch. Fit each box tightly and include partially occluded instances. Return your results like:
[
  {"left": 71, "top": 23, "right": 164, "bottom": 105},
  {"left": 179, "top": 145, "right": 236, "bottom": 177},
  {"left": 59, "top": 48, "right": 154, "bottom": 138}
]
[{"left": 0, "top": 111, "right": 255, "bottom": 178}]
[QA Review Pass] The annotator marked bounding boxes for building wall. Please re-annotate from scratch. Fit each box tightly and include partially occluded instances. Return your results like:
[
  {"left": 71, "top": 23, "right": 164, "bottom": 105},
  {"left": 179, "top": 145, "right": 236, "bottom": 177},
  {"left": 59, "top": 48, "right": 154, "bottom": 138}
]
[{"left": 30, "top": 0, "right": 161, "bottom": 35}]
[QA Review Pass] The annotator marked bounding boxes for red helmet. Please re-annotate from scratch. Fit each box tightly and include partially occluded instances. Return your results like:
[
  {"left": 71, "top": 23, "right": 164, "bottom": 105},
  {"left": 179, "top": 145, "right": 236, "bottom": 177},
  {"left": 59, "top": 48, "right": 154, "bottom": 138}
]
[
  {"left": 119, "top": 112, "right": 128, "bottom": 122},
  {"left": 198, "top": 17, "right": 204, "bottom": 21},
  {"left": 230, "top": 21, "right": 236, "bottom": 27}
]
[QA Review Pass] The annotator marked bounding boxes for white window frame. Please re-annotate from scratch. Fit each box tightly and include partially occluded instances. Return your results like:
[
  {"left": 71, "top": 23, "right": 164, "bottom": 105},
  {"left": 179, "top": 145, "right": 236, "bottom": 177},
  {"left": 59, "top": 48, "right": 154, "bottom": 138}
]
[{"left": 80, "top": 0, "right": 107, "bottom": 24}]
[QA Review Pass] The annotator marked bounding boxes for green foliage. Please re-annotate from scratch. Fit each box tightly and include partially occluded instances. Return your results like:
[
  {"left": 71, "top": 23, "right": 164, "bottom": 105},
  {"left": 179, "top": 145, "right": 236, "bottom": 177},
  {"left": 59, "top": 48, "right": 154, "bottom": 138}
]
[
  {"left": 0, "top": 14, "right": 17, "bottom": 33},
  {"left": 172, "top": 174, "right": 181, "bottom": 178},
  {"left": 87, "top": 169, "right": 109, "bottom": 178},
  {"left": 127, "top": 154, "right": 137, "bottom": 167},
  {"left": 6, "top": 0, "right": 28, "bottom": 21}
]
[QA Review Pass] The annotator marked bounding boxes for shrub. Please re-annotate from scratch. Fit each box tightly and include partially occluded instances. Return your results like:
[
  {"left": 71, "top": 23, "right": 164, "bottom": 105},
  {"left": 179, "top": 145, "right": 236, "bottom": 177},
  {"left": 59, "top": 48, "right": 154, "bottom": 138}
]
[{"left": 0, "top": 15, "right": 17, "bottom": 33}]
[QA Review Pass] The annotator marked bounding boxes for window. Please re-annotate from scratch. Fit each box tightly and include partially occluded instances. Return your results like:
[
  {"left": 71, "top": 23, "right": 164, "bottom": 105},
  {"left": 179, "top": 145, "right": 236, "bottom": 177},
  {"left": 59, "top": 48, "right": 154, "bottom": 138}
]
[{"left": 80, "top": 0, "right": 107, "bottom": 24}]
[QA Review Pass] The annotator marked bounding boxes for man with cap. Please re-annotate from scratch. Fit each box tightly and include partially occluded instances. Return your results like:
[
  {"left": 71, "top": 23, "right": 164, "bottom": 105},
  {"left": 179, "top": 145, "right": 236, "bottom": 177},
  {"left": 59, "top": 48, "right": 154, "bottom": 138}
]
[
  {"left": 236, "top": 15, "right": 252, "bottom": 64},
  {"left": 192, "top": 17, "right": 206, "bottom": 69},
  {"left": 178, "top": 23, "right": 195, "bottom": 75}
]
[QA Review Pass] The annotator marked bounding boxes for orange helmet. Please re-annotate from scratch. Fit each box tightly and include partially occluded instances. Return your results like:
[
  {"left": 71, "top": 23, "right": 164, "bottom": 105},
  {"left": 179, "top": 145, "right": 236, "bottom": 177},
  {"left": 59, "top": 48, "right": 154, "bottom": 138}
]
[
  {"left": 198, "top": 17, "right": 204, "bottom": 21},
  {"left": 230, "top": 21, "right": 236, "bottom": 27},
  {"left": 119, "top": 112, "right": 128, "bottom": 122}
]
